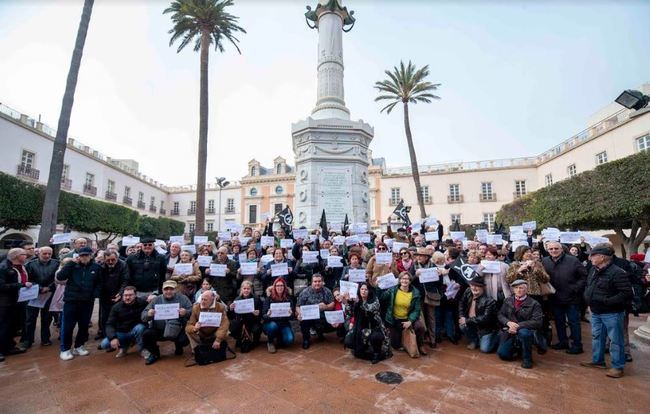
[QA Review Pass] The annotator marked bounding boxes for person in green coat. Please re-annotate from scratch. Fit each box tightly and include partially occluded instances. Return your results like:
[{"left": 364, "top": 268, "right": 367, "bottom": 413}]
[{"left": 382, "top": 272, "right": 427, "bottom": 356}]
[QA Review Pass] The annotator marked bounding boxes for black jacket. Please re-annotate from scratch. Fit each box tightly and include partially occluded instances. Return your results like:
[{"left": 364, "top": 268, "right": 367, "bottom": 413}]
[
  {"left": 100, "top": 259, "right": 129, "bottom": 301},
  {"left": 458, "top": 289, "right": 497, "bottom": 337},
  {"left": 542, "top": 253, "right": 587, "bottom": 305},
  {"left": 584, "top": 262, "right": 633, "bottom": 315},
  {"left": 56, "top": 260, "right": 102, "bottom": 302},
  {"left": 105, "top": 297, "right": 148, "bottom": 339},
  {"left": 26, "top": 258, "right": 59, "bottom": 293},
  {"left": 0, "top": 259, "right": 28, "bottom": 307},
  {"left": 125, "top": 250, "right": 167, "bottom": 294},
  {"left": 498, "top": 296, "right": 543, "bottom": 331}
]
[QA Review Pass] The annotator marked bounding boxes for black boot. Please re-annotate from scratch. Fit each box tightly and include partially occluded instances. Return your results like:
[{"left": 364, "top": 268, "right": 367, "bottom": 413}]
[{"left": 371, "top": 353, "right": 380, "bottom": 364}]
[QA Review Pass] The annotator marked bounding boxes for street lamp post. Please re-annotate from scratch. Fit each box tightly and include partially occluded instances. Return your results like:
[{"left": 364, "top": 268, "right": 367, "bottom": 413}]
[{"left": 216, "top": 177, "right": 230, "bottom": 232}]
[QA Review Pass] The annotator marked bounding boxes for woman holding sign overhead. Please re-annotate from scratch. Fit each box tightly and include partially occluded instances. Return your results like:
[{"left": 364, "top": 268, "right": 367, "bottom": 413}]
[
  {"left": 170, "top": 250, "right": 202, "bottom": 301},
  {"left": 322, "top": 245, "right": 347, "bottom": 291},
  {"left": 382, "top": 272, "right": 426, "bottom": 357},
  {"left": 261, "top": 278, "right": 295, "bottom": 353},
  {"left": 228, "top": 280, "right": 262, "bottom": 352}
]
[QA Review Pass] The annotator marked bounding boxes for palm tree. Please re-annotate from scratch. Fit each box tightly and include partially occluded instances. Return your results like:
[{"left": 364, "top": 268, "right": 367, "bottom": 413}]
[
  {"left": 374, "top": 61, "right": 440, "bottom": 219},
  {"left": 38, "top": 0, "right": 94, "bottom": 247},
  {"left": 164, "top": 0, "right": 245, "bottom": 235}
]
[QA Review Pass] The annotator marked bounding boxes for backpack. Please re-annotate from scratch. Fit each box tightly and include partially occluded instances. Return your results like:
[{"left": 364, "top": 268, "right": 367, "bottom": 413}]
[{"left": 194, "top": 341, "right": 236, "bottom": 366}]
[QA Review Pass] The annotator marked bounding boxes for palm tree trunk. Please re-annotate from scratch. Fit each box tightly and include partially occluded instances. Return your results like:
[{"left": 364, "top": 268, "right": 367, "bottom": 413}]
[
  {"left": 37, "top": 0, "right": 94, "bottom": 247},
  {"left": 194, "top": 29, "right": 210, "bottom": 236},
  {"left": 402, "top": 102, "right": 427, "bottom": 219}
]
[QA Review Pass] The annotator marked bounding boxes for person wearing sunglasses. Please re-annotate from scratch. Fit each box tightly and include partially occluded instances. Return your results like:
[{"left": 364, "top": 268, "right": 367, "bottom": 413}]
[
  {"left": 126, "top": 237, "right": 168, "bottom": 300},
  {"left": 393, "top": 248, "right": 415, "bottom": 278},
  {"left": 365, "top": 242, "right": 393, "bottom": 289}
]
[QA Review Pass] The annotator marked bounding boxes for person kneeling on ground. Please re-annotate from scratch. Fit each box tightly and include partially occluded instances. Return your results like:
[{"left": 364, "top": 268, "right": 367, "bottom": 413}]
[
  {"left": 296, "top": 274, "right": 335, "bottom": 349},
  {"left": 458, "top": 277, "right": 498, "bottom": 353},
  {"left": 228, "top": 280, "right": 262, "bottom": 352},
  {"left": 262, "top": 278, "right": 295, "bottom": 353},
  {"left": 496, "top": 279, "right": 543, "bottom": 369},
  {"left": 141, "top": 280, "right": 193, "bottom": 365},
  {"left": 343, "top": 282, "right": 392, "bottom": 364},
  {"left": 100, "top": 286, "right": 148, "bottom": 358},
  {"left": 382, "top": 272, "right": 427, "bottom": 357},
  {"left": 184, "top": 290, "right": 229, "bottom": 367}
]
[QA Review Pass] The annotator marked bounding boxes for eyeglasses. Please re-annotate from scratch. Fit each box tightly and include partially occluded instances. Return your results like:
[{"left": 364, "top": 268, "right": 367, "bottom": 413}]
[
  {"left": 547, "top": 248, "right": 560, "bottom": 250},
  {"left": 143, "top": 243, "right": 153, "bottom": 247},
  {"left": 401, "top": 252, "right": 409, "bottom": 255},
  {"left": 377, "top": 247, "right": 387, "bottom": 251}
]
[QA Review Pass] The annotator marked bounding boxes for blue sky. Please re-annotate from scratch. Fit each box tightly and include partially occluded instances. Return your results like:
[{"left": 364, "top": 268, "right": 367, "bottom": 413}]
[{"left": 1, "top": 0, "right": 648, "bottom": 185}]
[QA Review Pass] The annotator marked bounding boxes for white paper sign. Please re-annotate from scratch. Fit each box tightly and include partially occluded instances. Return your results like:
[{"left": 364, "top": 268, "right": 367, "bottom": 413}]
[
  {"left": 198, "top": 312, "right": 222, "bottom": 327},
  {"left": 271, "top": 262, "right": 289, "bottom": 277},
  {"left": 155, "top": 247, "right": 167, "bottom": 255},
  {"left": 325, "top": 310, "right": 345, "bottom": 324},
  {"left": 383, "top": 238, "right": 394, "bottom": 249},
  {"left": 348, "top": 269, "right": 367, "bottom": 283},
  {"left": 445, "top": 282, "right": 461, "bottom": 300},
  {"left": 509, "top": 226, "right": 524, "bottom": 235},
  {"left": 280, "top": 239, "right": 294, "bottom": 249},
  {"left": 392, "top": 242, "right": 409, "bottom": 253},
  {"left": 481, "top": 260, "right": 502, "bottom": 273},
  {"left": 227, "top": 254, "right": 234, "bottom": 260},
  {"left": 28, "top": 292, "right": 51, "bottom": 308},
  {"left": 358, "top": 234, "right": 371, "bottom": 244},
  {"left": 425, "top": 232, "right": 438, "bottom": 241},
  {"left": 197, "top": 255, "right": 212, "bottom": 267},
  {"left": 375, "top": 252, "right": 392, "bottom": 265},
  {"left": 419, "top": 268, "right": 439, "bottom": 283},
  {"left": 302, "top": 251, "right": 319, "bottom": 264},
  {"left": 486, "top": 234, "right": 504, "bottom": 245},
  {"left": 377, "top": 273, "right": 398, "bottom": 290},
  {"left": 333, "top": 236, "right": 346, "bottom": 246},
  {"left": 174, "top": 263, "right": 193, "bottom": 275},
  {"left": 238, "top": 253, "right": 247, "bottom": 263},
  {"left": 292, "top": 229, "right": 309, "bottom": 240},
  {"left": 122, "top": 236, "right": 140, "bottom": 247},
  {"left": 260, "top": 254, "right": 273, "bottom": 265},
  {"left": 350, "top": 223, "right": 368, "bottom": 234},
  {"left": 18, "top": 284, "right": 39, "bottom": 302},
  {"left": 450, "top": 231, "right": 466, "bottom": 241},
  {"left": 300, "top": 304, "right": 320, "bottom": 321},
  {"left": 154, "top": 303, "right": 180, "bottom": 320},
  {"left": 309, "top": 234, "right": 318, "bottom": 242},
  {"left": 476, "top": 229, "right": 488, "bottom": 243},
  {"left": 181, "top": 244, "right": 196, "bottom": 254},
  {"left": 522, "top": 221, "right": 537, "bottom": 231},
  {"left": 542, "top": 228, "right": 561, "bottom": 241},
  {"left": 239, "top": 236, "right": 251, "bottom": 247},
  {"left": 645, "top": 247, "right": 650, "bottom": 263},
  {"left": 240, "top": 262, "right": 258, "bottom": 275},
  {"left": 511, "top": 241, "right": 528, "bottom": 251},
  {"left": 170, "top": 235, "right": 185, "bottom": 244},
  {"left": 234, "top": 298, "right": 255, "bottom": 314},
  {"left": 345, "top": 235, "right": 359, "bottom": 246},
  {"left": 424, "top": 216, "right": 439, "bottom": 228},
  {"left": 209, "top": 263, "right": 227, "bottom": 277},
  {"left": 319, "top": 249, "right": 330, "bottom": 259},
  {"left": 327, "top": 256, "right": 343, "bottom": 268},
  {"left": 559, "top": 232, "right": 582, "bottom": 244},
  {"left": 261, "top": 236, "right": 275, "bottom": 248},
  {"left": 194, "top": 236, "right": 208, "bottom": 245},
  {"left": 52, "top": 233, "right": 72, "bottom": 245},
  {"left": 270, "top": 302, "right": 292, "bottom": 318},
  {"left": 510, "top": 232, "right": 528, "bottom": 242},
  {"left": 218, "top": 232, "right": 231, "bottom": 241},
  {"left": 227, "top": 224, "right": 243, "bottom": 234},
  {"left": 339, "top": 280, "right": 358, "bottom": 299}
]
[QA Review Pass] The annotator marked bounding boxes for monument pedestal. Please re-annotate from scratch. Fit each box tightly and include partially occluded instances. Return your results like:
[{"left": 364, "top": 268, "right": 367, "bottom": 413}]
[{"left": 292, "top": 117, "right": 373, "bottom": 228}]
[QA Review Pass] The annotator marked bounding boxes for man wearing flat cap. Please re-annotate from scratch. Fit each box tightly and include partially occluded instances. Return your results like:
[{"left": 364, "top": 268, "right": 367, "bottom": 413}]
[
  {"left": 580, "top": 244, "right": 632, "bottom": 379},
  {"left": 458, "top": 277, "right": 498, "bottom": 353},
  {"left": 126, "top": 237, "right": 167, "bottom": 299},
  {"left": 496, "top": 279, "right": 543, "bottom": 369}
]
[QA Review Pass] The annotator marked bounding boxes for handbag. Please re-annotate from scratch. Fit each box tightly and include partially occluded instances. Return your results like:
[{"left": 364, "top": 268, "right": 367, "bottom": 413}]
[
  {"left": 239, "top": 325, "right": 254, "bottom": 353},
  {"left": 163, "top": 319, "right": 182, "bottom": 339},
  {"left": 193, "top": 341, "right": 236, "bottom": 366},
  {"left": 424, "top": 292, "right": 441, "bottom": 307},
  {"left": 539, "top": 281, "right": 556, "bottom": 296},
  {"left": 401, "top": 327, "right": 420, "bottom": 358}
]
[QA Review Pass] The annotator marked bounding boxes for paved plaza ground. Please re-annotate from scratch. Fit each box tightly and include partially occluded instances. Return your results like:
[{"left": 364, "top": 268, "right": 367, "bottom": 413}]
[{"left": 1, "top": 315, "right": 649, "bottom": 413}]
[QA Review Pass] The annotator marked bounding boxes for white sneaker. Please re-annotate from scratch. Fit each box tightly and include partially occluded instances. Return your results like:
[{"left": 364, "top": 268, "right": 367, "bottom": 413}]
[
  {"left": 115, "top": 349, "right": 127, "bottom": 358},
  {"left": 140, "top": 349, "right": 151, "bottom": 359},
  {"left": 73, "top": 345, "right": 90, "bottom": 356},
  {"left": 60, "top": 350, "right": 74, "bottom": 361}
]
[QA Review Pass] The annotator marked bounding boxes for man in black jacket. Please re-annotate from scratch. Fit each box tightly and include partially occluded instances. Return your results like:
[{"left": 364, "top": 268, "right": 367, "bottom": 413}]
[
  {"left": 458, "top": 277, "right": 498, "bottom": 353},
  {"left": 496, "top": 279, "right": 543, "bottom": 369},
  {"left": 97, "top": 251, "right": 129, "bottom": 341},
  {"left": 580, "top": 245, "right": 633, "bottom": 379},
  {"left": 20, "top": 246, "right": 59, "bottom": 348},
  {"left": 126, "top": 237, "right": 167, "bottom": 298},
  {"left": 99, "top": 286, "right": 147, "bottom": 358},
  {"left": 542, "top": 241, "right": 587, "bottom": 354},
  {"left": 56, "top": 247, "right": 102, "bottom": 361},
  {"left": 0, "top": 248, "right": 32, "bottom": 361}
]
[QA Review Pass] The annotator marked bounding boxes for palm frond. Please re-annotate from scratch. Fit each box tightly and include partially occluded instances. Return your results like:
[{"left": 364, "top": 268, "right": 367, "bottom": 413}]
[
  {"left": 374, "top": 59, "right": 441, "bottom": 115},
  {"left": 379, "top": 101, "right": 399, "bottom": 114}
]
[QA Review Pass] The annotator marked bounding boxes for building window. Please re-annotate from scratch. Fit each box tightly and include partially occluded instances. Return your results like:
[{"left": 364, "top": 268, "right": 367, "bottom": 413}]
[
  {"left": 514, "top": 180, "right": 526, "bottom": 197},
  {"left": 249, "top": 205, "right": 257, "bottom": 224},
  {"left": 208, "top": 200, "right": 215, "bottom": 210},
  {"left": 173, "top": 201, "right": 179, "bottom": 213},
  {"left": 276, "top": 164, "right": 283, "bottom": 174},
  {"left": 138, "top": 192, "right": 144, "bottom": 203},
  {"left": 595, "top": 151, "right": 608, "bottom": 165},
  {"left": 85, "top": 173, "right": 95, "bottom": 187},
  {"left": 250, "top": 187, "right": 258, "bottom": 197},
  {"left": 420, "top": 186, "right": 430, "bottom": 203},
  {"left": 21, "top": 150, "right": 35, "bottom": 169},
  {"left": 545, "top": 173, "right": 553, "bottom": 187},
  {"left": 226, "top": 198, "right": 235, "bottom": 212},
  {"left": 250, "top": 166, "right": 256, "bottom": 176},
  {"left": 449, "top": 184, "right": 460, "bottom": 202},
  {"left": 390, "top": 188, "right": 401, "bottom": 205},
  {"left": 62, "top": 164, "right": 70, "bottom": 180},
  {"left": 124, "top": 186, "right": 131, "bottom": 198},
  {"left": 107, "top": 180, "right": 115, "bottom": 194},
  {"left": 483, "top": 213, "right": 495, "bottom": 232},
  {"left": 189, "top": 223, "right": 195, "bottom": 233},
  {"left": 274, "top": 203, "right": 283, "bottom": 214},
  {"left": 150, "top": 196, "right": 155, "bottom": 206},
  {"left": 275, "top": 185, "right": 283, "bottom": 195},
  {"left": 567, "top": 164, "right": 577, "bottom": 177},
  {"left": 636, "top": 134, "right": 650, "bottom": 152},
  {"left": 190, "top": 200, "right": 196, "bottom": 211},
  {"left": 160, "top": 200, "right": 164, "bottom": 210},
  {"left": 207, "top": 222, "right": 214, "bottom": 232},
  {"left": 450, "top": 214, "right": 461, "bottom": 225},
  {"left": 481, "top": 182, "right": 493, "bottom": 197}
]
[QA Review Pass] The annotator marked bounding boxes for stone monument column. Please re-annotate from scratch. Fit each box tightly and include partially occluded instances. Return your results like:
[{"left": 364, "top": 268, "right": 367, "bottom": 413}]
[{"left": 293, "top": 0, "right": 374, "bottom": 229}]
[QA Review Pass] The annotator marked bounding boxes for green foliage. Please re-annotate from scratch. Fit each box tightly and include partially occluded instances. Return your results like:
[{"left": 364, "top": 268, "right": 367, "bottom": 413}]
[
  {"left": 138, "top": 216, "right": 186, "bottom": 240},
  {"left": 374, "top": 60, "right": 441, "bottom": 114},
  {"left": 0, "top": 173, "right": 44, "bottom": 231}
]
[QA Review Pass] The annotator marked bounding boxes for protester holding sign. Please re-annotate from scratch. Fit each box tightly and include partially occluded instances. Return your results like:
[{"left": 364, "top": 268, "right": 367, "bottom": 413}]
[
  {"left": 228, "top": 280, "right": 262, "bottom": 352},
  {"left": 322, "top": 246, "right": 346, "bottom": 291},
  {"left": 294, "top": 245, "right": 322, "bottom": 295},
  {"left": 184, "top": 290, "right": 229, "bottom": 367},
  {"left": 126, "top": 237, "right": 167, "bottom": 298},
  {"left": 210, "top": 247, "right": 238, "bottom": 305},
  {"left": 365, "top": 243, "right": 393, "bottom": 289},
  {"left": 170, "top": 251, "right": 202, "bottom": 302},
  {"left": 21, "top": 246, "right": 58, "bottom": 349},
  {"left": 296, "top": 274, "right": 335, "bottom": 349},
  {"left": 262, "top": 278, "right": 295, "bottom": 353},
  {"left": 262, "top": 248, "right": 293, "bottom": 290},
  {"left": 477, "top": 247, "right": 512, "bottom": 308},
  {"left": 0, "top": 248, "right": 32, "bottom": 361},
  {"left": 392, "top": 247, "right": 415, "bottom": 278},
  {"left": 413, "top": 248, "right": 445, "bottom": 348},
  {"left": 342, "top": 252, "right": 366, "bottom": 283},
  {"left": 382, "top": 272, "right": 426, "bottom": 356}
]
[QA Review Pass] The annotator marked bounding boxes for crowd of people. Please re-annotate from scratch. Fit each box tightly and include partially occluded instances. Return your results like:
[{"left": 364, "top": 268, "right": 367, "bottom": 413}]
[{"left": 1, "top": 219, "right": 648, "bottom": 379}]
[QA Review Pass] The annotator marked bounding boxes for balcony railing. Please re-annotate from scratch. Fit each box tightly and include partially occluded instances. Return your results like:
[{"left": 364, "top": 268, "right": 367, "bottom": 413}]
[
  {"left": 137, "top": 201, "right": 146, "bottom": 209},
  {"left": 388, "top": 198, "right": 400, "bottom": 206},
  {"left": 61, "top": 178, "right": 72, "bottom": 190},
  {"left": 447, "top": 195, "right": 463, "bottom": 204},
  {"left": 149, "top": 205, "right": 157, "bottom": 213},
  {"left": 513, "top": 192, "right": 526, "bottom": 200},
  {"left": 171, "top": 210, "right": 180, "bottom": 216},
  {"left": 480, "top": 193, "right": 497, "bottom": 202},
  {"left": 160, "top": 208, "right": 166, "bottom": 215},
  {"left": 123, "top": 196, "right": 132, "bottom": 205},
  {"left": 17, "top": 165, "right": 40, "bottom": 180},
  {"left": 187, "top": 208, "right": 196, "bottom": 215},
  {"left": 83, "top": 184, "right": 97, "bottom": 196},
  {"left": 206, "top": 208, "right": 215, "bottom": 215},
  {"left": 105, "top": 191, "right": 117, "bottom": 201},
  {"left": 224, "top": 207, "right": 236, "bottom": 214}
]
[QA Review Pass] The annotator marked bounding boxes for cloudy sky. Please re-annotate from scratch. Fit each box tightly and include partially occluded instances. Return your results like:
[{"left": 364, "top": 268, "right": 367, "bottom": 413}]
[{"left": 1, "top": 0, "right": 649, "bottom": 186}]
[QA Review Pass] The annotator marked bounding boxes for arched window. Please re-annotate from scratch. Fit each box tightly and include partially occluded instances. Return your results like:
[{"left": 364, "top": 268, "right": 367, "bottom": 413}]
[
  {"left": 250, "top": 166, "right": 257, "bottom": 176},
  {"left": 276, "top": 164, "right": 282, "bottom": 174}
]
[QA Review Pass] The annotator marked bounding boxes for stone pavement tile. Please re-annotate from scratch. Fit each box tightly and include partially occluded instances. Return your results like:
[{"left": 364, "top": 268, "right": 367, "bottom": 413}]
[
  {"left": 303, "top": 389, "right": 373, "bottom": 413},
  {"left": 242, "top": 365, "right": 303, "bottom": 392},
  {"left": 374, "top": 388, "right": 445, "bottom": 414},
  {"left": 0, "top": 376, "right": 53, "bottom": 400},
  {"left": 441, "top": 383, "right": 501, "bottom": 412},
  {"left": 2, "top": 390, "right": 63, "bottom": 414},
  {"left": 235, "top": 391, "right": 302, "bottom": 414},
  {"left": 204, "top": 383, "right": 267, "bottom": 413},
  {"left": 270, "top": 378, "right": 335, "bottom": 409},
  {"left": 120, "top": 373, "right": 200, "bottom": 413},
  {"left": 51, "top": 376, "right": 139, "bottom": 414},
  {"left": 564, "top": 394, "right": 621, "bottom": 414}
]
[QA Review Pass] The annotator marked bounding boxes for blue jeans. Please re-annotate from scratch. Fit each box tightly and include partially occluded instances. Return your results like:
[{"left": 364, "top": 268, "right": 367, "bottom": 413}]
[
  {"left": 497, "top": 328, "right": 534, "bottom": 363},
  {"left": 461, "top": 324, "right": 498, "bottom": 353},
  {"left": 60, "top": 301, "right": 94, "bottom": 352},
  {"left": 100, "top": 323, "right": 146, "bottom": 351},
  {"left": 553, "top": 303, "right": 582, "bottom": 349},
  {"left": 264, "top": 321, "right": 294, "bottom": 346},
  {"left": 591, "top": 312, "right": 625, "bottom": 370},
  {"left": 435, "top": 306, "right": 456, "bottom": 340}
]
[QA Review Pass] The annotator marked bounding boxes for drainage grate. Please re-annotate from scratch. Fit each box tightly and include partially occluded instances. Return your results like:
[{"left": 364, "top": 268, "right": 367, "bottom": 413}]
[{"left": 375, "top": 371, "right": 403, "bottom": 384}]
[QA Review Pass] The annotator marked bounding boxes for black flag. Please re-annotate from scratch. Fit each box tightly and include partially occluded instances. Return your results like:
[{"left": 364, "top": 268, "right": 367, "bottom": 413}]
[
  {"left": 392, "top": 200, "right": 411, "bottom": 226},
  {"left": 319, "top": 209, "right": 329, "bottom": 241},
  {"left": 342, "top": 214, "right": 349, "bottom": 235},
  {"left": 277, "top": 206, "right": 294, "bottom": 231}
]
